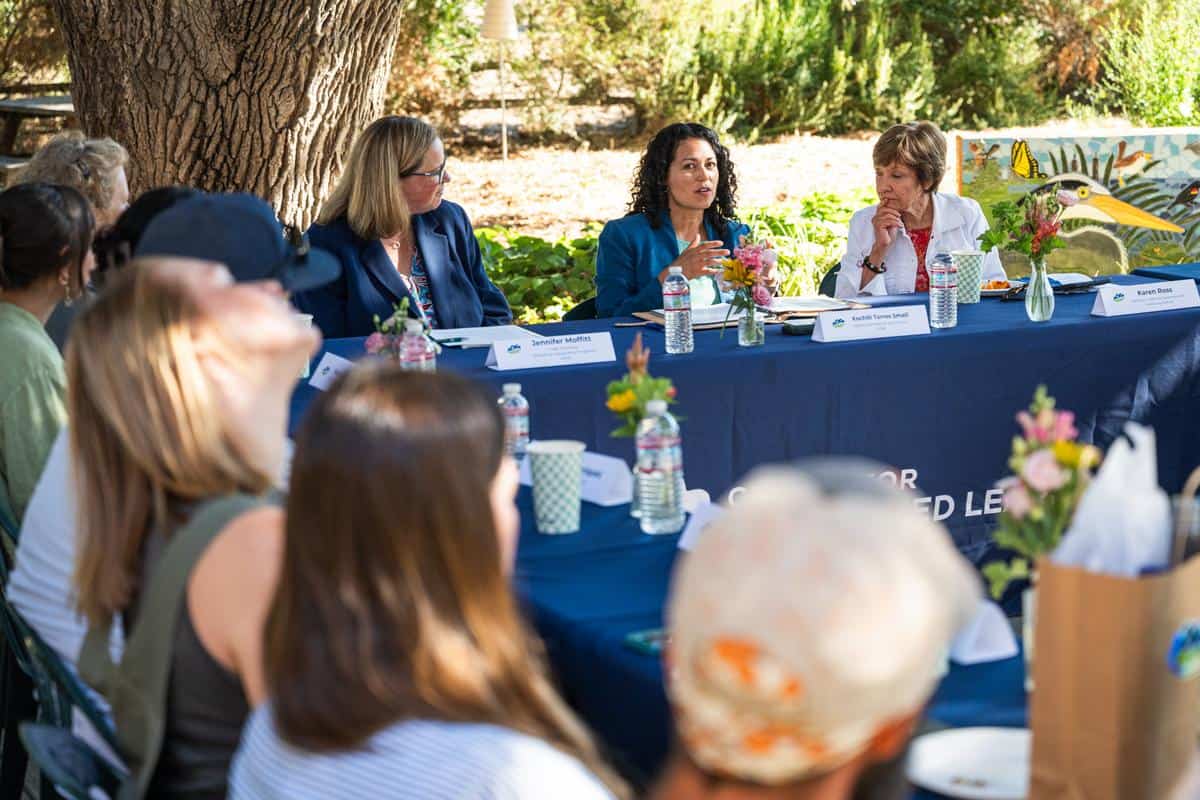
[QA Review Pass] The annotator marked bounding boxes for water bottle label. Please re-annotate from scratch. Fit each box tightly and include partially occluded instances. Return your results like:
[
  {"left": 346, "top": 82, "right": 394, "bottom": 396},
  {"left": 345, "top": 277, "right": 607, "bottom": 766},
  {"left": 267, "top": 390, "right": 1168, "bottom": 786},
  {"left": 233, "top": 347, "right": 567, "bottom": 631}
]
[{"left": 663, "top": 289, "right": 689, "bottom": 311}]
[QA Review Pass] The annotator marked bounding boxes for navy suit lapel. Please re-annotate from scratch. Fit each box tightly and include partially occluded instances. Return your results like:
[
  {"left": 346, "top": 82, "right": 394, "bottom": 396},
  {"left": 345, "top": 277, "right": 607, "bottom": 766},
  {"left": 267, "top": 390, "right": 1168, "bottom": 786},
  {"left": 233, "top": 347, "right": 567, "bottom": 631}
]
[
  {"left": 359, "top": 238, "right": 411, "bottom": 308},
  {"left": 413, "top": 214, "right": 452, "bottom": 328}
]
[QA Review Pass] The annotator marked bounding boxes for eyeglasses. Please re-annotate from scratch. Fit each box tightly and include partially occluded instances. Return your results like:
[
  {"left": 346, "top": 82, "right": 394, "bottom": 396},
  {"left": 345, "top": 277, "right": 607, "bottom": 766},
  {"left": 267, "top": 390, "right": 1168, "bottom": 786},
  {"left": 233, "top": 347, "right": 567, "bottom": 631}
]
[{"left": 401, "top": 158, "right": 448, "bottom": 184}]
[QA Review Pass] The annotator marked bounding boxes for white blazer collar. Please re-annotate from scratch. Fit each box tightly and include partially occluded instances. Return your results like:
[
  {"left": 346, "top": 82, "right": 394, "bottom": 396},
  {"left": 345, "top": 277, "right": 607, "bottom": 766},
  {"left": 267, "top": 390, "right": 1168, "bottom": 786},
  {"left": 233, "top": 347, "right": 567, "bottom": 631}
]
[{"left": 932, "top": 192, "right": 967, "bottom": 237}]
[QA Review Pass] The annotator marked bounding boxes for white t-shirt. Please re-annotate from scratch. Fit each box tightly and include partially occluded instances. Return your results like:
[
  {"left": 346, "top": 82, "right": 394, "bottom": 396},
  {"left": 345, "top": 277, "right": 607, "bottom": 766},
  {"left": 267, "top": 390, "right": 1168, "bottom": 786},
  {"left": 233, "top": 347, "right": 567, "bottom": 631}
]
[
  {"left": 230, "top": 707, "right": 616, "bottom": 800},
  {"left": 7, "top": 428, "right": 121, "bottom": 762}
]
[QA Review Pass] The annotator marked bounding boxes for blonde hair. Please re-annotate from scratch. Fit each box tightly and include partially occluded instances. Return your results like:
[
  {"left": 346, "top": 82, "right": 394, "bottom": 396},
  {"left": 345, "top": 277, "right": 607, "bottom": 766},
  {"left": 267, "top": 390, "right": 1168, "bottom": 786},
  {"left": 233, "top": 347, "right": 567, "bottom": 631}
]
[
  {"left": 17, "top": 130, "right": 129, "bottom": 215},
  {"left": 873, "top": 121, "right": 947, "bottom": 193},
  {"left": 316, "top": 116, "right": 437, "bottom": 240},
  {"left": 68, "top": 259, "right": 274, "bottom": 626}
]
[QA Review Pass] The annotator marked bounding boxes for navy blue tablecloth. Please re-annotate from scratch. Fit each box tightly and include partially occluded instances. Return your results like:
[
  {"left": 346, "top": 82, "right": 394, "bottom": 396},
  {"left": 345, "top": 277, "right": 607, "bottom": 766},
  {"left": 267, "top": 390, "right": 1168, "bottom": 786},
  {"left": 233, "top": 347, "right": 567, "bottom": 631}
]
[
  {"left": 1132, "top": 260, "right": 1200, "bottom": 282},
  {"left": 292, "top": 275, "right": 1200, "bottom": 565},
  {"left": 513, "top": 488, "right": 1026, "bottom": 796}
]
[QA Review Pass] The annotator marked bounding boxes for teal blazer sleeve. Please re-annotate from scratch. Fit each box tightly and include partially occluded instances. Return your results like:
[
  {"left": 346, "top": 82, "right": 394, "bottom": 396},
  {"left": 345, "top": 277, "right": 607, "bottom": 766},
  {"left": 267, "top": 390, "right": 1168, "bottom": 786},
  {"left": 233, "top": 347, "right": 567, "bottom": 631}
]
[{"left": 594, "top": 213, "right": 751, "bottom": 318}]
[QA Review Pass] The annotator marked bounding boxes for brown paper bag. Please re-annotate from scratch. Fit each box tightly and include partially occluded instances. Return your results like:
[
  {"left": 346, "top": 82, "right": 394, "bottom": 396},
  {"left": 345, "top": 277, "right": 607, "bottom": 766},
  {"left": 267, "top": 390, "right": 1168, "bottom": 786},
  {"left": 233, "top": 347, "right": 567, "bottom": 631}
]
[{"left": 1030, "top": 555, "right": 1200, "bottom": 799}]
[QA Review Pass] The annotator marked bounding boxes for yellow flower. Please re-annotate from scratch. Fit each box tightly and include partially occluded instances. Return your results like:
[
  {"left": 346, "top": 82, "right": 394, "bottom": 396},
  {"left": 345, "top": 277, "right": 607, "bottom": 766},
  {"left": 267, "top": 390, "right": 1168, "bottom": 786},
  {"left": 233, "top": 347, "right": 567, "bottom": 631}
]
[
  {"left": 606, "top": 389, "right": 636, "bottom": 413},
  {"left": 722, "top": 259, "right": 754, "bottom": 288},
  {"left": 1053, "top": 440, "right": 1101, "bottom": 470}
]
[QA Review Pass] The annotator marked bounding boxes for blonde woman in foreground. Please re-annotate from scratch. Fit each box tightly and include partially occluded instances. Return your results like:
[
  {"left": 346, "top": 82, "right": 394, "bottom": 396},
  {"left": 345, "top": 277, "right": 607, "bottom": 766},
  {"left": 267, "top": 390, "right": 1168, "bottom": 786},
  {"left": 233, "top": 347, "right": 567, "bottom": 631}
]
[
  {"left": 230, "top": 367, "right": 627, "bottom": 800},
  {"left": 69, "top": 257, "right": 320, "bottom": 799}
]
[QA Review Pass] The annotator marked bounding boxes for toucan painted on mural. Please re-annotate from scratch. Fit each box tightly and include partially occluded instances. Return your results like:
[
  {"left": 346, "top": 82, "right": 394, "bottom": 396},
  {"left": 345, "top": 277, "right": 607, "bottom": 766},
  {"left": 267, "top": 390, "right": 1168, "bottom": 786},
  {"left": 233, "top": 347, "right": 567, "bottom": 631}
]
[
  {"left": 1171, "top": 180, "right": 1200, "bottom": 208},
  {"left": 1029, "top": 173, "right": 1184, "bottom": 233}
]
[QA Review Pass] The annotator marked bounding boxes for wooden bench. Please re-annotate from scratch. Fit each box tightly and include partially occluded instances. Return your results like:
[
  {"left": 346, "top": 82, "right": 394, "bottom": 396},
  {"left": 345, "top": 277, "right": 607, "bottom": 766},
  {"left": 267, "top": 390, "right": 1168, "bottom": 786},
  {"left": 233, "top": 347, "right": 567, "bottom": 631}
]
[
  {"left": 0, "top": 95, "right": 74, "bottom": 155},
  {"left": 0, "top": 154, "right": 28, "bottom": 186}
]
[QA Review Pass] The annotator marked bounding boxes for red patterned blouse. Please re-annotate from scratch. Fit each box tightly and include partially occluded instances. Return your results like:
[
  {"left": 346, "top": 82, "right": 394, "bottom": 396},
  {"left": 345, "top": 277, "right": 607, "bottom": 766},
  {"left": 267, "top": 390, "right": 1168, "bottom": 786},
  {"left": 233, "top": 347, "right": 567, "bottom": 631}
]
[{"left": 909, "top": 226, "right": 932, "bottom": 293}]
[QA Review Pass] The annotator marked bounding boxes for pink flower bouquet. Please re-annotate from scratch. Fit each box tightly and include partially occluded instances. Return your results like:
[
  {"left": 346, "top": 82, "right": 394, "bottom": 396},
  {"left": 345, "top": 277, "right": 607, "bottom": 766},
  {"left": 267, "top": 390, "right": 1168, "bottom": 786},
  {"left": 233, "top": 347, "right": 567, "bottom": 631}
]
[
  {"left": 983, "top": 386, "right": 1101, "bottom": 598},
  {"left": 720, "top": 240, "right": 777, "bottom": 330}
]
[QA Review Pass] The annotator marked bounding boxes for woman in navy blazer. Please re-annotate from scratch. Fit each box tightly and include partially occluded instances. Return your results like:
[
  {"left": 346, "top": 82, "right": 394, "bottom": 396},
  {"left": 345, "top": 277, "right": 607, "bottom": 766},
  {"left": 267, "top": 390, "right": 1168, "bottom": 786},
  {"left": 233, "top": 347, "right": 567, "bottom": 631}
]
[
  {"left": 595, "top": 123, "right": 755, "bottom": 318},
  {"left": 295, "top": 117, "right": 511, "bottom": 338}
]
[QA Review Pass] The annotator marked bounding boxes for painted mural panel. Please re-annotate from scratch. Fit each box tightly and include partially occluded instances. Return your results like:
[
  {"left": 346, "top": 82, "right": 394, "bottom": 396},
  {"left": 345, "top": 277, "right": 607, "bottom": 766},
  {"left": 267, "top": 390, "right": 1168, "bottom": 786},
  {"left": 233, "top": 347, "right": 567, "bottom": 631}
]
[{"left": 957, "top": 130, "right": 1200, "bottom": 275}]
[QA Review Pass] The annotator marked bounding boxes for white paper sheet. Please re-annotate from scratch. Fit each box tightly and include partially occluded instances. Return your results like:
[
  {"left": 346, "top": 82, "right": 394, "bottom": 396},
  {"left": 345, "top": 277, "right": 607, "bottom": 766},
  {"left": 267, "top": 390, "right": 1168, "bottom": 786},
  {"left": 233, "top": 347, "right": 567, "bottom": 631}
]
[
  {"left": 766, "top": 296, "right": 851, "bottom": 313},
  {"left": 949, "top": 599, "right": 1019, "bottom": 665},
  {"left": 431, "top": 325, "right": 543, "bottom": 348}
]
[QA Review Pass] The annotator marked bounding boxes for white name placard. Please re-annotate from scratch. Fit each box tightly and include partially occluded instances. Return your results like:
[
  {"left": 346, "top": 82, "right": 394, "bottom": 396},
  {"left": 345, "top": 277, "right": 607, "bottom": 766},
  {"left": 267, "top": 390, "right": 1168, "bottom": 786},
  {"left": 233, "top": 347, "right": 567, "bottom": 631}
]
[
  {"left": 486, "top": 331, "right": 616, "bottom": 370},
  {"left": 307, "top": 352, "right": 354, "bottom": 390},
  {"left": 812, "top": 304, "right": 931, "bottom": 343},
  {"left": 1091, "top": 279, "right": 1200, "bottom": 317},
  {"left": 518, "top": 450, "right": 632, "bottom": 506}
]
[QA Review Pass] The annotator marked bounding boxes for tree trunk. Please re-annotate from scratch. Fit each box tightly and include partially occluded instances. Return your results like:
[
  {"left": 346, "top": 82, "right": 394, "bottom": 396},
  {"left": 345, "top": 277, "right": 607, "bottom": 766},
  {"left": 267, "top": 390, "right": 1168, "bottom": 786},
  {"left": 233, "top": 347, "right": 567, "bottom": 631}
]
[{"left": 48, "top": 1, "right": 403, "bottom": 227}]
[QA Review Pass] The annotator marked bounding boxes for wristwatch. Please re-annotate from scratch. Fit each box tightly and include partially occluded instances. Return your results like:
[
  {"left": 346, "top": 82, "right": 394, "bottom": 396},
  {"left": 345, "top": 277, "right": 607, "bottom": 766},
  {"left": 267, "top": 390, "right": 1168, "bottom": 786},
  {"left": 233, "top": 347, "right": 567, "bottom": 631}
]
[{"left": 862, "top": 255, "right": 886, "bottom": 274}]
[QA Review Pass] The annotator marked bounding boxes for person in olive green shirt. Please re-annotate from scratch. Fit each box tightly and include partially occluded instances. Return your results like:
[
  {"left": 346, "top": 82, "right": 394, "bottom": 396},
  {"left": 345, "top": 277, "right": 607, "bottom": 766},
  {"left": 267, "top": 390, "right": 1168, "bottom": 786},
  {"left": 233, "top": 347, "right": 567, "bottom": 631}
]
[{"left": 0, "top": 183, "right": 95, "bottom": 522}]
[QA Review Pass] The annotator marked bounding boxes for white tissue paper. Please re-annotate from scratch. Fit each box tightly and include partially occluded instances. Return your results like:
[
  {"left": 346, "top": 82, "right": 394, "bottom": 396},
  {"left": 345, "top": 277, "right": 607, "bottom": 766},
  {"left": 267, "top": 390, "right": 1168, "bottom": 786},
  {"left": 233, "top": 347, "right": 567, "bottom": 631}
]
[
  {"left": 1052, "top": 423, "right": 1171, "bottom": 577},
  {"left": 950, "top": 598, "right": 1019, "bottom": 665}
]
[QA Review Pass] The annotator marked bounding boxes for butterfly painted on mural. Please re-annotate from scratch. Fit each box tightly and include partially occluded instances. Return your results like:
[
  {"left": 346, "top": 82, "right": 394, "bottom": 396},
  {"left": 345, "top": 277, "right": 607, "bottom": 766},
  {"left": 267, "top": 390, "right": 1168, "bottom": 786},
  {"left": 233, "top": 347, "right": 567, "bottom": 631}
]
[
  {"left": 1010, "top": 140, "right": 1046, "bottom": 180},
  {"left": 1171, "top": 180, "right": 1200, "bottom": 207}
]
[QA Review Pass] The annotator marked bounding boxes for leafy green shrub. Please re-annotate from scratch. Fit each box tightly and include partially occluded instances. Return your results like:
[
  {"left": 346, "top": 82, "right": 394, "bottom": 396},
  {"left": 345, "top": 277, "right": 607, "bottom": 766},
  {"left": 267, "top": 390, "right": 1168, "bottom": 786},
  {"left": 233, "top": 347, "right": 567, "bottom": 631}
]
[
  {"left": 477, "top": 224, "right": 601, "bottom": 323},
  {"left": 386, "top": 0, "right": 479, "bottom": 127},
  {"left": 1101, "top": 0, "right": 1200, "bottom": 125},
  {"left": 648, "top": 0, "right": 1052, "bottom": 137},
  {"left": 479, "top": 190, "right": 874, "bottom": 321}
]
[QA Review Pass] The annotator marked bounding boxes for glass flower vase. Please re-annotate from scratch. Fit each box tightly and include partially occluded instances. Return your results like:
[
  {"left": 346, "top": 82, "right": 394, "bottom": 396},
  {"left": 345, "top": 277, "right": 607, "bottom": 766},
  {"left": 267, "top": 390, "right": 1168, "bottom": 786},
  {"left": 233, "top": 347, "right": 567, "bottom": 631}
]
[
  {"left": 1025, "top": 257, "right": 1055, "bottom": 322},
  {"left": 737, "top": 312, "right": 765, "bottom": 347}
]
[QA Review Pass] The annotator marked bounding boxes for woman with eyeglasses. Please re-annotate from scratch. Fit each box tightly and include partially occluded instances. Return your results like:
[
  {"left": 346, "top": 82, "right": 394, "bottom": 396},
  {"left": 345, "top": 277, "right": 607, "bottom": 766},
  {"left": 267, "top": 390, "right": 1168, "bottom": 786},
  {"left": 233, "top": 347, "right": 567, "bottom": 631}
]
[{"left": 295, "top": 116, "right": 512, "bottom": 338}]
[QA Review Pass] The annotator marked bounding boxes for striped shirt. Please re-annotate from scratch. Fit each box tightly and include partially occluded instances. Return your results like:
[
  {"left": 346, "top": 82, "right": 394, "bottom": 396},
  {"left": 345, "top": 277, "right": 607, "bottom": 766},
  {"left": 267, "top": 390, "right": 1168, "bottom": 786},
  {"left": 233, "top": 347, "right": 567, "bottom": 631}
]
[{"left": 230, "top": 706, "right": 615, "bottom": 800}]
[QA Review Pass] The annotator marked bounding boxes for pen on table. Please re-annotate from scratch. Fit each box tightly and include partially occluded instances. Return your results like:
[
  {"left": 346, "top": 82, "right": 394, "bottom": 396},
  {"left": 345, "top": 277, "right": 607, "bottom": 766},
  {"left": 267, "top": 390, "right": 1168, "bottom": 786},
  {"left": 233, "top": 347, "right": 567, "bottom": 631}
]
[{"left": 438, "top": 337, "right": 466, "bottom": 345}]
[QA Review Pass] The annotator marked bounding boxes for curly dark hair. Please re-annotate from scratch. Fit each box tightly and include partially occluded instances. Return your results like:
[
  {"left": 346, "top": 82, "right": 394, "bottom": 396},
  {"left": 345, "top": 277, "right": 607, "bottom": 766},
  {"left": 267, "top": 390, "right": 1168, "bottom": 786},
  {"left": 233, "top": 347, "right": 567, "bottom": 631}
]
[{"left": 626, "top": 122, "right": 739, "bottom": 236}]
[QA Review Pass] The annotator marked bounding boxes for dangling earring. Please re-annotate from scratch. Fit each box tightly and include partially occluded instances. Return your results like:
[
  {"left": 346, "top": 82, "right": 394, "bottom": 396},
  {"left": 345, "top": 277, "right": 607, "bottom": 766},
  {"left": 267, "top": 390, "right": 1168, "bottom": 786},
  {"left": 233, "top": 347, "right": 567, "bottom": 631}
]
[{"left": 59, "top": 273, "right": 74, "bottom": 307}]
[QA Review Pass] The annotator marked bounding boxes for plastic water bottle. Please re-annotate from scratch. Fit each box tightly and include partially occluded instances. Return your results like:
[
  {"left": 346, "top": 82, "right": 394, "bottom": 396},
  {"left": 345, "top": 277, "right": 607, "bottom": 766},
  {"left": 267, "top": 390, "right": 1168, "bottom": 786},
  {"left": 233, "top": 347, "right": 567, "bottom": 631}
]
[
  {"left": 928, "top": 251, "right": 958, "bottom": 328},
  {"left": 662, "top": 266, "right": 694, "bottom": 354},
  {"left": 498, "top": 383, "right": 530, "bottom": 461},
  {"left": 636, "top": 399, "right": 685, "bottom": 534},
  {"left": 399, "top": 319, "right": 436, "bottom": 371}
]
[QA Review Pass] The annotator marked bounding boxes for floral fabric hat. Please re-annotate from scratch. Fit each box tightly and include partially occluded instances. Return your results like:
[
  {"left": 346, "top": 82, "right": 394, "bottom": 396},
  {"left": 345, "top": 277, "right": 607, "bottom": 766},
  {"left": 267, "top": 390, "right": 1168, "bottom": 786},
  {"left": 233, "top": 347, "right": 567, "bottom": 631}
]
[{"left": 667, "top": 465, "right": 980, "bottom": 784}]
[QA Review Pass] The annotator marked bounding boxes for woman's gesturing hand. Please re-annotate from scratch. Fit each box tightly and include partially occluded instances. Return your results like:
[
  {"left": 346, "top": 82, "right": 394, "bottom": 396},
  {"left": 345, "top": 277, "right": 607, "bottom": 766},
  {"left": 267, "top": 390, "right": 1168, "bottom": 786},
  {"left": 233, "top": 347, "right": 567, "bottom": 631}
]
[{"left": 660, "top": 237, "right": 729, "bottom": 284}]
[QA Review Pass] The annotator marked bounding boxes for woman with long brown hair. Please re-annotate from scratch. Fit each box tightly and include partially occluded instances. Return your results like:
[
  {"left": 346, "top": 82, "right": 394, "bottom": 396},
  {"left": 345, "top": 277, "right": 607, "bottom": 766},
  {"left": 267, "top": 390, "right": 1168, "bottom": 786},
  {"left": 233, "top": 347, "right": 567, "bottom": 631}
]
[
  {"left": 69, "top": 256, "right": 320, "bottom": 799},
  {"left": 230, "top": 367, "right": 626, "bottom": 800}
]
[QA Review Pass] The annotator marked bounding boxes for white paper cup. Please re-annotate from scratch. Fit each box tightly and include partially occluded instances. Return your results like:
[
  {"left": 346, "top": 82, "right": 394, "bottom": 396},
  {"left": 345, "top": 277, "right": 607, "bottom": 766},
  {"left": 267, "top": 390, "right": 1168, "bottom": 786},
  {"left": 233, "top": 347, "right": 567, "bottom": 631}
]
[
  {"left": 527, "top": 440, "right": 586, "bottom": 534},
  {"left": 296, "top": 313, "right": 314, "bottom": 378},
  {"left": 952, "top": 250, "right": 985, "bottom": 304}
]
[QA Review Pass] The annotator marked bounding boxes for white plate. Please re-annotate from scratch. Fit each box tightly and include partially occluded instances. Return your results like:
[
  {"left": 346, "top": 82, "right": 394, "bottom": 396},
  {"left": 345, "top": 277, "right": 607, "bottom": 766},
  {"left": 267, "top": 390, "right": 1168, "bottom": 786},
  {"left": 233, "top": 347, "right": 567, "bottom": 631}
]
[
  {"left": 979, "top": 286, "right": 1013, "bottom": 297},
  {"left": 906, "top": 727, "right": 1029, "bottom": 799}
]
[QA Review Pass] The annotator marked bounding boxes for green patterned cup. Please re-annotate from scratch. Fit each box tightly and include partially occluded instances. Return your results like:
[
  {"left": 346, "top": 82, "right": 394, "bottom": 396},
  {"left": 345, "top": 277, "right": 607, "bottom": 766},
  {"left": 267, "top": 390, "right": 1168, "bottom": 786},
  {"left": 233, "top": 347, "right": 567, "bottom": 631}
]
[
  {"left": 952, "top": 250, "right": 985, "bottom": 304},
  {"left": 528, "top": 440, "right": 586, "bottom": 534}
]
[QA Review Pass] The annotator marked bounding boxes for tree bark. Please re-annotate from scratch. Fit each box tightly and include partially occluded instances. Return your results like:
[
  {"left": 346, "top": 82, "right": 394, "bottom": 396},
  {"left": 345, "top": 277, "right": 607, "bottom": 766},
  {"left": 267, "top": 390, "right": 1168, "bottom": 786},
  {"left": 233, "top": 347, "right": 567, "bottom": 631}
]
[{"left": 48, "top": 1, "right": 403, "bottom": 227}]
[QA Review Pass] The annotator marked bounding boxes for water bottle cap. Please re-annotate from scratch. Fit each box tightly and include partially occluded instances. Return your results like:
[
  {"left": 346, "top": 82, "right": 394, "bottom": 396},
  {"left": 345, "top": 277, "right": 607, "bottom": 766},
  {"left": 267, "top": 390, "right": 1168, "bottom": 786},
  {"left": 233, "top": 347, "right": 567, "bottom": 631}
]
[
  {"left": 503, "top": 383, "right": 521, "bottom": 394},
  {"left": 646, "top": 399, "right": 667, "bottom": 415},
  {"left": 668, "top": 266, "right": 684, "bottom": 275},
  {"left": 404, "top": 319, "right": 424, "bottom": 333}
]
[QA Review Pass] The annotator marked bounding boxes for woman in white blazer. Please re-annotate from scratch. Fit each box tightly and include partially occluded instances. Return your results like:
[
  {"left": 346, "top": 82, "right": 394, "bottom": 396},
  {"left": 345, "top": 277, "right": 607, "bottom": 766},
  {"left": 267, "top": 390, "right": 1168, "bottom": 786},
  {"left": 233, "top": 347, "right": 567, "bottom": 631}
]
[{"left": 836, "top": 121, "right": 1005, "bottom": 299}]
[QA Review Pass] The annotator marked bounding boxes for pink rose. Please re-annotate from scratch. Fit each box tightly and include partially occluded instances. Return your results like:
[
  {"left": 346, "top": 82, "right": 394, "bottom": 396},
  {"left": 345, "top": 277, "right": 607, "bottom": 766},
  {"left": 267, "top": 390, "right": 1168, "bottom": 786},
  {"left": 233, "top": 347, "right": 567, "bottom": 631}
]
[
  {"left": 752, "top": 284, "right": 772, "bottom": 306},
  {"left": 1002, "top": 481, "right": 1033, "bottom": 520},
  {"left": 365, "top": 332, "right": 385, "bottom": 354},
  {"left": 1021, "top": 449, "right": 1068, "bottom": 492}
]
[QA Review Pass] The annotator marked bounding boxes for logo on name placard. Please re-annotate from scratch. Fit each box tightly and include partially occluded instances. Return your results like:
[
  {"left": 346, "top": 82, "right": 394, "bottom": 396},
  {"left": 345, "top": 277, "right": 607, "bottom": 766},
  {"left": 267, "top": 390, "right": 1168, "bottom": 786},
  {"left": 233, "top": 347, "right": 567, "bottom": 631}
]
[
  {"left": 506, "top": 343, "right": 522, "bottom": 354},
  {"left": 1168, "top": 622, "right": 1200, "bottom": 679},
  {"left": 1113, "top": 292, "right": 1125, "bottom": 303},
  {"left": 832, "top": 318, "right": 846, "bottom": 329}
]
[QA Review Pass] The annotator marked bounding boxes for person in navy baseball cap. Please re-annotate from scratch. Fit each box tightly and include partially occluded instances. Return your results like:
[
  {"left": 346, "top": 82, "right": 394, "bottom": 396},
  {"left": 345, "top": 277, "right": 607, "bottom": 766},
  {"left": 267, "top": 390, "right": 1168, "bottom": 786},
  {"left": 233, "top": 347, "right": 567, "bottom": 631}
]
[{"left": 135, "top": 192, "right": 340, "bottom": 292}]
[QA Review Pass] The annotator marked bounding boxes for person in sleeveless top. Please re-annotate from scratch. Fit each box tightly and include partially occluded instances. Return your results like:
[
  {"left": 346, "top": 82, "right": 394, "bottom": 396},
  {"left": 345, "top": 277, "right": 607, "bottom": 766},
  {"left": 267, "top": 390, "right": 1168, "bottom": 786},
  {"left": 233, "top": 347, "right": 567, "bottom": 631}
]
[
  {"left": 229, "top": 367, "right": 628, "bottom": 800},
  {"left": 67, "top": 257, "right": 322, "bottom": 799}
]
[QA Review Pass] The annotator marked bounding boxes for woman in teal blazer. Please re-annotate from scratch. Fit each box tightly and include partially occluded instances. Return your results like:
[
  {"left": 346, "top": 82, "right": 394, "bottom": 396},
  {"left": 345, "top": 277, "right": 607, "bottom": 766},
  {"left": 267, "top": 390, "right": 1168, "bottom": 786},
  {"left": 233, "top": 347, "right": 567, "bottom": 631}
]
[{"left": 595, "top": 123, "right": 752, "bottom": 318}]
